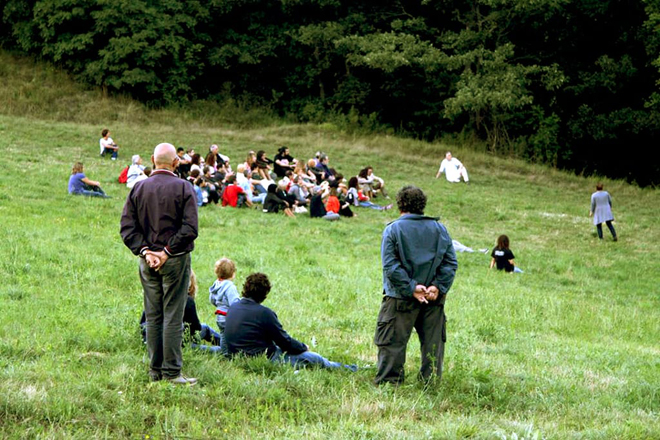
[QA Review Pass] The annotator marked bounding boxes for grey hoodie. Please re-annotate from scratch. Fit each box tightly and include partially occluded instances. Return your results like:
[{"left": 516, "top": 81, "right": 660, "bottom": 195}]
[{"left": 209, "top": 279, "right": 240, "bottom": 327}]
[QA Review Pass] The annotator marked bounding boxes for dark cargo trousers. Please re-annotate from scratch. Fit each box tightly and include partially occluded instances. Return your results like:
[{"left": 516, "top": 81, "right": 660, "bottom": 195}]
[
  {"left": 374, "top": 295, "right": 447, "bottom": 385},
  {"left": 139, "top": 254, "right": 191, "bottom": 379}
]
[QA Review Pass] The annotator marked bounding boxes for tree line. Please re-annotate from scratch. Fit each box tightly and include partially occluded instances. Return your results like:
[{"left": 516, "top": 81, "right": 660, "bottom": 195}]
[{"left": 1, "top": 0, "right": 659, "bottom": 185}]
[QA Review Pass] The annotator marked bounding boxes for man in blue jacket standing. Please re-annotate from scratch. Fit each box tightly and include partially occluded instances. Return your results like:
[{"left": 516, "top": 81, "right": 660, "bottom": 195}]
[{"left": 374, "top": 185, "right": 458, "bottom": 385}]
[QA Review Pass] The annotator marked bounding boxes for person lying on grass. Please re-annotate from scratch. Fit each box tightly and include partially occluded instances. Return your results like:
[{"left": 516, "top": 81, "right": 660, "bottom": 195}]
[{"left": 224, "top": 273, "right": 357, "bottom": 371}]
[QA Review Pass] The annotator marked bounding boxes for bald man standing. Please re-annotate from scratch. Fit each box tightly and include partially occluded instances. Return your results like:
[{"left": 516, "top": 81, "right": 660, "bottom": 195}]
[{"left": 121, "top": 143, "right": 199, "bottom": 385}]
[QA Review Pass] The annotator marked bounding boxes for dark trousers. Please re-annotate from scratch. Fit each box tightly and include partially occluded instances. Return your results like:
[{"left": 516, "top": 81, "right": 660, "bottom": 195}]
[
  {"left": 596, "top": 221, "right": 617, "bottom": 239},
  {"left": 374, "top": 296, "right": 446, "bottom": 385},
  {"left": 101, "top": 147, "right": 118, "bottom": 159},
  {"left": 139, "top": 254, "right": 191, "bottom": 379}
]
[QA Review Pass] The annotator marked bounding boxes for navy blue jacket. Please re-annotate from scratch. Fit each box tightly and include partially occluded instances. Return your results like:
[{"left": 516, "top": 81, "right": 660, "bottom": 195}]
[{"left": 224, "top": 298, "right": 307, "bottom": 358}]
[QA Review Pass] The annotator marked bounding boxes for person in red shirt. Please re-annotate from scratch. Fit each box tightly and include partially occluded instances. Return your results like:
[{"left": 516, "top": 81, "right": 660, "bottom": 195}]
[
  {"left": 222, "top": 175, "right": 252, "bottom": 208},
  {"left": 324, "top": 186, "right": 341, "bottom": 214}
]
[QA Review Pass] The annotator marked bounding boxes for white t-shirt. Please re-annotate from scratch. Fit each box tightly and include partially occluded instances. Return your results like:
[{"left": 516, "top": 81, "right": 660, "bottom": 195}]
[
  {"left": 100, "top": 137, "right": 115, "bottom": 154},
  {"left": 439, "top": 158, "right": 464, "bottom": 182}
]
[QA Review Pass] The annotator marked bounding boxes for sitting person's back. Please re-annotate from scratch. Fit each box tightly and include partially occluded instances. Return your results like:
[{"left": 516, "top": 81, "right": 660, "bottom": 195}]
[
  {"left": 221, "top": 174, "right": 250, "bottom": 207},
  {"left": 224, "top": 273, "right": 357, "bottom": 371},
  {"left": 224, "top": 274, "right": 306, "bottom": 358},
  {"left": 490, "top": 234, "right": 523, "bottom": 273}
]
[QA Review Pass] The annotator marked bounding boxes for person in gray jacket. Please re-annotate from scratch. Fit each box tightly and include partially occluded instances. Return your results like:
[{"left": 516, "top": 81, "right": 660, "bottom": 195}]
[
  {"left": 374, "top": 185, "right": 458, "bottom": 385},
  {"left": 590, "top": 182, "right": 618, "bottom": 241}
]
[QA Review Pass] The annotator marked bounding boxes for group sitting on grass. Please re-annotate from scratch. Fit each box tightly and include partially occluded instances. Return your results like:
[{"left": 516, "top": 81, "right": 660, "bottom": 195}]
[
  {"left": 180, "top": 146, "right": 393, "bottom": 218},
  {"left": 102, "top": 144, "right": 392, "bottom": 217},
  {"left": 71, "top": 143, "right": 393, "bottom": 218}
]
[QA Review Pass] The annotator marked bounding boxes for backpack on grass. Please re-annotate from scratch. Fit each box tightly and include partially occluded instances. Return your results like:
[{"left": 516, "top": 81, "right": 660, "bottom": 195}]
[{"left": 118, "top": 166, "right": 129, "bottom": 184}]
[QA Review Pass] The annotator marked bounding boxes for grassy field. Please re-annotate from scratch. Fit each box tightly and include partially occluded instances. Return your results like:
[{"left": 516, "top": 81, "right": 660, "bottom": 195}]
[{"left": 0, "top": 50, "right": 659, "bottom": 439}]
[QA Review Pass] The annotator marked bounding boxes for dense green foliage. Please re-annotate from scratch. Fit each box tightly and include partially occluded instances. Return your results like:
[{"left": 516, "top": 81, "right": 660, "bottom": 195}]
[
  {"left": 1, "top": 0, "right": 660, "bottom": 185},
  {"left": 1, "top": 53, "right": 659, "bottom": 438}
]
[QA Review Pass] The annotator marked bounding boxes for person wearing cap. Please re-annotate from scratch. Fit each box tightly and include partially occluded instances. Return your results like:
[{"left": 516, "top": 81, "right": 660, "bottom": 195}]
[
  {"left": 120, "top": 143, "right": 199, "bottom": 386},
  {"left": 436, "top": 151, "right": 469, "bottom": 183}
]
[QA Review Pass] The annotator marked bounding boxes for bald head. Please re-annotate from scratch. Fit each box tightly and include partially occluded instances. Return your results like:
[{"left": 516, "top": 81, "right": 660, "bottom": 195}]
[{"left": 152, "top": 143, "right": 178, "bottom": 170}]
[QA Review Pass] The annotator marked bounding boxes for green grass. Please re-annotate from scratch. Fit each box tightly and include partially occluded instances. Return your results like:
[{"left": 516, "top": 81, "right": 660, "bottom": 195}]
[{"left": 1, "top": 50, "right": 659, "bottom": 439}]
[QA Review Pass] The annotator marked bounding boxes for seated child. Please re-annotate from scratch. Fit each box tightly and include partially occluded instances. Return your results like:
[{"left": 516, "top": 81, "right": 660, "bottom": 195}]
[
  {"left": 490, "top": 234, "right": 523, "bottom": 273},
  {"left": 224, "top": 273, "right": 357, "bottom": 371},
  {"left": 309, "top": 183, "right": 340, "bottom": 221},
  {"left": 325, "top": 184, "right": 352, "bottom": 217},
  {"left": 208, "top": 258, "right": 241, "bottom": 355}
]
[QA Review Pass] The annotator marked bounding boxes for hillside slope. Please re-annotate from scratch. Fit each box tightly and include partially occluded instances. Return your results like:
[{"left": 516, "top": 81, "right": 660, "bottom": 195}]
[{"left": 1, "top": 52, "right": 658, "bottom": 439}]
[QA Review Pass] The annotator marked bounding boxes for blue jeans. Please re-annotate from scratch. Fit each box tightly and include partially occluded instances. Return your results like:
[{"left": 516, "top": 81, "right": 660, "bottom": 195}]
[
  {"left": 360, "top": 201, "right": 386, "bottom": 210},
  {"left": 271, "top": 348, "right": 357, "bottom": 371},
  {"left": 596, "top": 221, "right": 617, "bottom": 239},
  {"left": 191, "top": 324, "right": 225, "bottom": 354},
  {"left": 251, "top": 192, "right": 266, "bottom": 204},
  {"left": 102, "top": 147, "right": 118, "bottom": 159},
  {"left": 73, "top": 184, "right": 109, "bottom": 198}
]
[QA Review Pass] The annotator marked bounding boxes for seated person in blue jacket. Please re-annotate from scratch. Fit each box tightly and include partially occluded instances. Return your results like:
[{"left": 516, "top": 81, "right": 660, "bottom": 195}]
[
  {"left": 224, "top": 272, "right": 357, "bottom": 371},
  {"left": 140, "top": 269, "right": 222, "bottom": 350}
]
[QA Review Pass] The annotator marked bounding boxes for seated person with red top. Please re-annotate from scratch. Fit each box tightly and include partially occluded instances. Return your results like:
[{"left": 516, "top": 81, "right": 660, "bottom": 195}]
[{"left": 222, "top": 174, "right": 251, "bottom": 208}]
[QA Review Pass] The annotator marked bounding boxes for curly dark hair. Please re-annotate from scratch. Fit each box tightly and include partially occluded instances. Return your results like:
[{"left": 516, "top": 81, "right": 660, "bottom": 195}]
[
  {"left": 396, "top": 185, "right": 427, "bottom": 215},
  {"left": 242, "top": 273, "right": 271, "bottom": 303}
]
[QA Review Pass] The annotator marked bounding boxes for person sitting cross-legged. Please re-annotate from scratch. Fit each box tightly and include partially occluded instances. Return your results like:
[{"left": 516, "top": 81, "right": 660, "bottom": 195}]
[
  {"left": 99, "top": 128, "right": 119, "bottom": 160},
  {"left": 224, "top": 273, "right": 357, "bottom": 371}
]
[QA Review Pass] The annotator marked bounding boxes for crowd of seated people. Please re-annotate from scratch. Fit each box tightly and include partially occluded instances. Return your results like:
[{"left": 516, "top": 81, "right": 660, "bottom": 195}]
[{"left": 104, "top": 142, "right": 392, "bottom": 218}]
